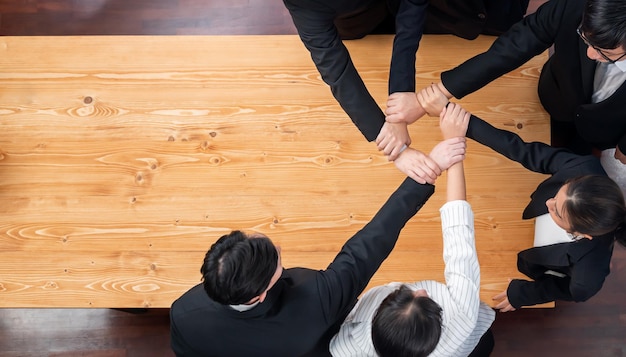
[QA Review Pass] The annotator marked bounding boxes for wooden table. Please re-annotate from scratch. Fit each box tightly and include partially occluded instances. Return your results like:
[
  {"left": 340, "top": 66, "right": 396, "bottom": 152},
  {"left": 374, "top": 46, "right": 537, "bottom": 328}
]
[{"left": 0, "top": 35, "right": 550, "bottom": 307}]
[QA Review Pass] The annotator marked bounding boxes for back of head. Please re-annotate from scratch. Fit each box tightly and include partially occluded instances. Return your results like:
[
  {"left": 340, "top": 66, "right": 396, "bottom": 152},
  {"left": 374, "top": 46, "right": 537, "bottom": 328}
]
[
  {"left": 581, "top": 0, "right": 626, "bottom": 49},
  {"left": 564, "top": 175, "right": 626, "bottom": 246},
  {"left": 200, "top": 230, "right": 278, "bottom": 305},
  {"left": 371, "top": 285, "right": 443, "bottom": 357}
]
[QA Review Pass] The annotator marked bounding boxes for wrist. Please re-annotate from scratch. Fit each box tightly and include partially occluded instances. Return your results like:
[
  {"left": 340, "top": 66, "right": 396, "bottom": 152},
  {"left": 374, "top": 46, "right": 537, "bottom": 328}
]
[{"left": 437, "top": 82, "right": 453, "bottom": 99}]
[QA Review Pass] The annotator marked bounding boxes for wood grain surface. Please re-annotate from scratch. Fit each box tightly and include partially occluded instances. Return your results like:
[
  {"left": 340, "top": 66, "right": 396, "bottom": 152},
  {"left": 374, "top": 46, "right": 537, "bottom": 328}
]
[{"left": 0, "top": 35, "right": 549, "bottom": 307}]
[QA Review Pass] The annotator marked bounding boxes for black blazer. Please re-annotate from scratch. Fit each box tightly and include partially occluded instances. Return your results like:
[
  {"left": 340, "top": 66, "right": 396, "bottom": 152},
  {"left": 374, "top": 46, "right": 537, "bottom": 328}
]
[
  {"left": 467, "top": 115, "right": 614, "bottom": 308},
  {"left": 424, "top": 0, "right": 529, "bottom": 39},
  {"left": 442, "top": 0, "right": 626, "bottom": 153},
  {"left": 283, "top": 0, "right": 527, "bottom": 141},
  {"left": 169, "top": 178, "right": 434, "bottom": 357}
]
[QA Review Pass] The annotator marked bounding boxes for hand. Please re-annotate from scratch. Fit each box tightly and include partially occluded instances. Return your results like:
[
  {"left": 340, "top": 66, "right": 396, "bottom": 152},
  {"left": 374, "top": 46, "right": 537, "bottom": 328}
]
[
  {"left": 614, "top": 146, "right": 626, "bottom": 164},
  {"left": 393, "top": 147, "right": 442, "bottom": 184},
  {"left": 385, "top": 92, "right": 426, "bottom": 124},
  {"left": 429, "top": 137, "right": 466, "bottom": 171},
  {"left": 376, "top": 121, "right": 411, "bottom": 161},
  {"left": 493, "top": 289, "right": 516, "bottom": 312},
  {"left": 439, "top": 102, "right": 470, "bottom": 140},
  {"left": 416, "top": 83, "right": 450, "bottom": 117}
]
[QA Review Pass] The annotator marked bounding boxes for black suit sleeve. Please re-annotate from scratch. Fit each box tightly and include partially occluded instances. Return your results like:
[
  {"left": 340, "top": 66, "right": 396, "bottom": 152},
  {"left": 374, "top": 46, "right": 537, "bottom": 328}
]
[
  {"left": 388, "top": 0, "right": 428, "bottom": 94},
  {"left": 507, "top": 242, "right": 611, "bottom": 308},
  {"left": 283, "top": 0, "right": 385, "bottom": 141},
  {"left": 440, "top": 0, "right": 567, "bottom": 99},
  {"left": 318, "top": 178, "right": 434, "bottom": 322},
  {"left": 466, "top": 114, "right": 580, "bottom": 175}
]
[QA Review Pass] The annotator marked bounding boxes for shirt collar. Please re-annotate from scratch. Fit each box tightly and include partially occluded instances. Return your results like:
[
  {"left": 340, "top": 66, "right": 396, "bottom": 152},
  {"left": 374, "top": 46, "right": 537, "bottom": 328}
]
[
  {"left": 615, "top": 59, "right": 626, "bottom": 72},
  {"left": 229, "top": 300, "right": 260, "bottom": 312}
]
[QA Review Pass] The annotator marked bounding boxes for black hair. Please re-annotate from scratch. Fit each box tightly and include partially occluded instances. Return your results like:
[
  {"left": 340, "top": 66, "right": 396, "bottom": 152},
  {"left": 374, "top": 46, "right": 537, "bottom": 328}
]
[
  {"left": 581, "top": 0, "right": 626, "bottom": 50},
  {"left": 200, "top": 230, "right": 278, "bottom": 305},
  {"left": 563, "top": 175, "right": 626, "bottom": 247},
  {"left": 371, "top": 285, "right": 443, "bottom": 357}
]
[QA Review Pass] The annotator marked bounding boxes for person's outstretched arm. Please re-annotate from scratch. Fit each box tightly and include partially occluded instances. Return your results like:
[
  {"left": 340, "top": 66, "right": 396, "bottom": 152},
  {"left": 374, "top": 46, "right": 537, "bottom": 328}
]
[
  {"left": 283, "top": 0, "right": 416, "bottom": 163},
  {"left": 441, "top": 104, "right": 467, "bottom": 201},
  {"left": 437, "top": 103, "right": 489, "bottom": 355},
  {"left": 384, "top": 0, "right": 429, "bottom": 124}
]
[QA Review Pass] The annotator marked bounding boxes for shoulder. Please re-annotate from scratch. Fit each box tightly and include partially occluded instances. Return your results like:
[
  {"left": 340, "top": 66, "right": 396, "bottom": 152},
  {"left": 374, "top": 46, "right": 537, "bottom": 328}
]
[
  {"left": 170, "top": 284, "right": 221, "bottom": 320},
  {"left": 550, "top": 154, "right": 605, "bottom": 179},
  {"left": 570, "top": 234, "right": 615, "bottom": 262}
]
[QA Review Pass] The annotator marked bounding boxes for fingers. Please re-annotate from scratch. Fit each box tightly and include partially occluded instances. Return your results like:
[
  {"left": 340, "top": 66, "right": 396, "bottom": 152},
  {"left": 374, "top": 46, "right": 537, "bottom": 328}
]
[
  {"left": 417, "top": 84, "right": 448, "bottom": 117},
  {"left": 496, "top": 303, "right": 515, "bottom": 313},
  {"left": 444, "top": 136, "right": 466, "bottom": 146},
  {"left": 439, "top": 105, "right": 447, "bottom": 127},
  {"left": 377, "top": 138, "right": 406, "bottom": 161},
  {"left": 492, "top": 289, "right": 516, "bottom": 312},
  {"left": 428, "top": 137, "right": 467, "bottom": 171},
  {"left": 375, "top": 133, "right": 390, "bottom": 152},
  {"left": 440, "top": 103, "right": 470, "bottom": 139},
  {"left": 409, "top": 167, "right": 436, "bottom": 185},
  {"left": 448, "top": 102, "right": 468, "bottom": 122},
  {"left": 444, "top": 102, "right": 461, "bottom": 119},
  {"left": 492, "top": 291, "right": 506, "bottom": 301},
  {"left": 415, "top": 155, "right": 441, "bottom": 182},
  {"left": 406, "top": 160, "right": 437, "bottom": 184},
  {"left": 400, "top": 164, "right": 428, "bottom": 184},
  {"left": 387, "top": 145, "right": 402, "bottom": 161},
  {"left": 385, "top": 113, "right": 402, "bottom": 123}
]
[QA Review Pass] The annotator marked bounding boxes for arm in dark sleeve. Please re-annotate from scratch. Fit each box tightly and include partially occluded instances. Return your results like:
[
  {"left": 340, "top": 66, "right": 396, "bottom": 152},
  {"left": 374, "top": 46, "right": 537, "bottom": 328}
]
[
  {"left": 441, "top": 0, "right": 567, "bottom": 98},
  {"left": 507, "top": 244, "right": 610, "bottom": 308},
  {"left": 284, "top": 0, "right": 385, "bottom": 141},
  {"left": 508, "top": 269, "right": 606, "bottom": 308},
  {"left": 388, "top": 0, "right": 428, "bottom": 94},
  {"left": 466, "top": 114, "right": 583, "bottom": 175},
  {"left": 507, "top": 277, "right": 572, "bottom": 308},
  {"left": 319, "top": 178, "right": 434, "bottom": 321}
]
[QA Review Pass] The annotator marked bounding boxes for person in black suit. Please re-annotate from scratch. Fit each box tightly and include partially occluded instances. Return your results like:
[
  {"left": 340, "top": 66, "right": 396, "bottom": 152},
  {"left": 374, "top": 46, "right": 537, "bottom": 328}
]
[
  {"left": 169, "top": 137, "right": 467, "bottom": 356},
  {"left": 282, "top": 0, "right": 528, "bottom": 185},
  {"left": 466, "top": 112, "right": 626, "bottom": 310},
  {"left": 416, "top": 89, "right": 626, "bottom": 309},
  {"left": 398, "top": 0, "right": 626, "bottom": 160}
]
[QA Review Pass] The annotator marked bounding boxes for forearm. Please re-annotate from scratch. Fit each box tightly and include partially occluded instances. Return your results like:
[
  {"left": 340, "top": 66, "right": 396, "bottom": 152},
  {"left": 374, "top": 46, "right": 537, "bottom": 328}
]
[
  {"left": 441, "top": 4, "right": 556, "bottom": 99},
  {"left": 388, "top": 0, "right": 428, "bottom": 93},
  {"left": 466, "top": 115, "right": 580, "bottom": 175},
  {"left": 446, "top": 161, "right": 465, "bottom": 202},
  {"left": 507, "top": 276, "right": 576, "bottom": 308},
  {"left": 436, "top": 82, "right": 453, "bottom": 99},
  {"left": 440, "top": 201, "right": 480, "bottom": 315},
  {"left": 286, "top": 4, "right": 385, "bottom": 141},
  {"left": 332, "top": 74, "right": 386, "bottom": 141},
  {"left": 324, "top": 178, "right": 434, "bottom": 314}
]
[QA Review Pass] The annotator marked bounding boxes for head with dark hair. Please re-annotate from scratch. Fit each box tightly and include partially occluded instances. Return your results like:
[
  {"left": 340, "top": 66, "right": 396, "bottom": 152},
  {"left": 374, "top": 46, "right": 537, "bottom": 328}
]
[
  {"left": 580, "top": 0, "right": 626, "bottom": 50},
  {"left": 371, "top": 285, "right": 443, "bottom": 357},
  {"left": 200, "top": 230, "right": 280, "bottom": 305},
  {"left": 560, "top": 175, "right": 626, "bottom": 246}
]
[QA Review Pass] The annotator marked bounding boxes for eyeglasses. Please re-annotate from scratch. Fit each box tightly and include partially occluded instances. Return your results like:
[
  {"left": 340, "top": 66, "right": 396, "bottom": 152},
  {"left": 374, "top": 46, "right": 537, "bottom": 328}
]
[{"left": 577, "top": 25, "right": 626, "bottom": 63}]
